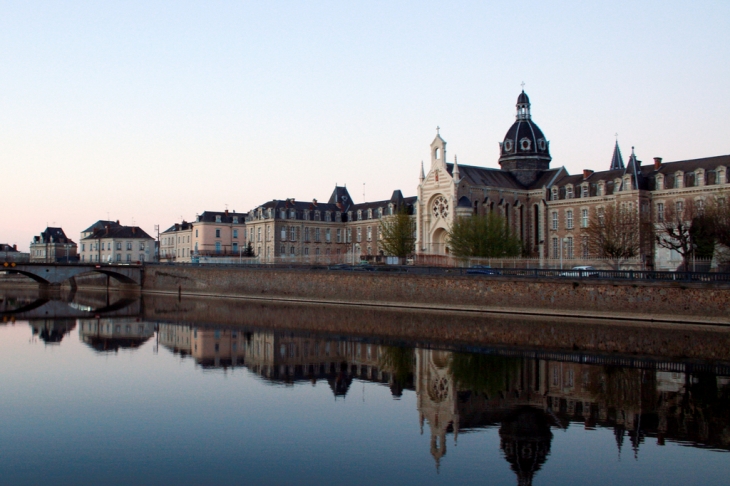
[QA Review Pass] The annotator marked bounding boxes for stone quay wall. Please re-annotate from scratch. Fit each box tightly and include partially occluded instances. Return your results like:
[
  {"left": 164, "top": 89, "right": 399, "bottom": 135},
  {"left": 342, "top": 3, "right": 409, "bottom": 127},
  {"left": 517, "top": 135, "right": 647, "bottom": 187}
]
[{"left": 142, "top": 265, "right": 730, "bottom": 323}]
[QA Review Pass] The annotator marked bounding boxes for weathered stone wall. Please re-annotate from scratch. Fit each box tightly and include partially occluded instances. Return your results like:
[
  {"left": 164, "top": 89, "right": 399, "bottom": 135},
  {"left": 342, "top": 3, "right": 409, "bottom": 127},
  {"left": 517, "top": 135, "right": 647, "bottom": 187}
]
[
  {"left": 142, "top": 294, "right": 730, "bottom": 361},
  {"left": 142, "top": 265, "right": 730, "bottom": 323}
]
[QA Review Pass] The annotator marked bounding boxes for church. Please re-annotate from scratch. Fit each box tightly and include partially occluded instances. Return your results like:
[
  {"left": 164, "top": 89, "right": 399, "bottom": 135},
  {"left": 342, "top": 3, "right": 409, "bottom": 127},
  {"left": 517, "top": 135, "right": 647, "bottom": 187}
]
[{"left": 416, "top": 90, "right": 730, "bottom": 270}]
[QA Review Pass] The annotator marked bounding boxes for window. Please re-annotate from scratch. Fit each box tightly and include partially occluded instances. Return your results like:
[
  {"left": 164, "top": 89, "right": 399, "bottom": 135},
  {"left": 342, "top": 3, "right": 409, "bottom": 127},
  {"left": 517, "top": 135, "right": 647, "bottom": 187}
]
[
  {"left": 314, "top": 211, "right": 320, "bottom": 221},
  {"left": 304, "top": 227, "right": 310, "bottom": 242},
  {"left": 315, "top": 228, "right": 321, "bottom": 242},
  {"left": 368, "top": 209, "right": 373, "bottom": 219},
  {"left": 266, "top": 226, "right": 271, "bottom": 241},
  {"left": 357, "top": 210, "right": 362, "bottom": 221},
  {"left": 139, "top": 254, "right": 145, "bottom": 262},
  {"left": 257, "top": 228, "right": 261, "bottom": 242},
  {"left": 233, "top": 243, "right": 238, "bottom": 253},
  {"left": 676, "top": 200, "right": 684, "bottom": 218},
  {"left": 336, "top": 229, "right": 342, "bottom": 243},
  {"left": 250, "top": 228, "right": 254, "bottom": 242},
  {"left": 139, "top": 242, "right": 145, "bottom": 250},
  {"left": 551, "top": 187, "right": 559, "bottom": 200},
  {"left": 196, "top": 229, "right": 199, "bottom": 237},
  {"left": 566, "top": 210, "right": 573, "bottom": 229},
  {"left": 233, "top": 229, "right": 238, "bottom": 238},
  {"left": 304, "top": 247, "right": 309, "bottom": 256},
  {"left": 315, "top": 248, "right": 320, "bottom": 256},
  {"left": 347, "top": 228, "right": 352, "bottom": 243},
  {"left": 303, "top": 210, "right": 309, "bottom": 221},
  {"left": 280, "top": 209, "right": 286, "bottom": 219},
  {"left": 597, "top": 207, "right": 605, "bottom": 226},
  {"left": 597, "top": 184, "right": 603, "bottom": 196},
  {"left": 289, "top": 226, "right": 296, "bottom": 241},
  {"left": 127, "top": 242, "right": 132, "bottom": 250},
  {"left": 657, "top": 203, "right": 664, "bottom": 222},
  {"left": 215, "top": 229, "right": 221, "bottom": 238},
  {"left": 215, "top": 242, "right": 222, "bottom": 253},
  {"left": 367, "top": 226, "right": 372, "bottom": 241},
  {"left": 566, "top": 237, "right": 573, "bottom": 259},
  {"left": 378, "top": 208, "right": 383, "bottom": 218},
  {"left": 126, "top": 254, "right": 131, "bottom": 262},
  {"left": 116, "top": 254, "right": 121, "bottom": 262},
  {"left": 582, "top": 185, "right": 589, "bottom": 198},
  {"left": 290, "top": 209, "right": 295, "bottom": 219},
  {"left": 280, "top": 245, "right": 285, "bottom": 255},
  {"left": 357, "top": 227, "right": 362, "bottom": 242},
  {"left": 552, "top": 238, "right": 559, "bottom": 259},
  {"left": 280, "top": 228, "right": 287, "bottom": 241},
  {"left": 581, "top": 209, "right": 588, "bottom": 228},
  {"left": 565, "top": 186, "right": 573, "bottom": 199},
  {"left": 551, "top": 211, "right": 558, "bottom": 230},
  {"left": 325, "top": 229, "right": 331, "bottom": 242},
  {"left": 215, "top": 215, "right": 222, "bottom": 223},
  {"left": 233, "top": 216, "right": 238, "bottom": 224},
  {"left": 325, "top": 212, "right": 331, "bottom": 222},
  {"left": 116, "top": 242, "right": 121, "bottom": 250},
  {"left": 290, "top": 246, "right": 295, "bottom": 256},
  {"left": 582, "top": 237, "right": 589, "bottom": 258}
]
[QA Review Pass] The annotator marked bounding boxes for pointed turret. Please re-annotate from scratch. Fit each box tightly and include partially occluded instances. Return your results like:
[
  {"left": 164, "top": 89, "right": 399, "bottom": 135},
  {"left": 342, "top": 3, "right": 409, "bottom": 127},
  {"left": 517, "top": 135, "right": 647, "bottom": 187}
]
[
  {"left": 420, "top": 160, "right": 425, "bottom": 182},
  {"left": 453, "top": 155, "right": 461, "bottom": 183},
  {"left": 610, "top": 141, "right": 625, "bottom": 170},
  {"left": 624, "top": 146, "right": 642, "bottom": 190}
]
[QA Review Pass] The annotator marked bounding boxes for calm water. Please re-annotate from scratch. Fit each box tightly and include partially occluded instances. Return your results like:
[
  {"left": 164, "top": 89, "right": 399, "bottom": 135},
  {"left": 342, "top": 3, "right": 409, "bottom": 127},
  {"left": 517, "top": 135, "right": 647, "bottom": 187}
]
[{"left": 1, "top": 289, "right": 729, "bottom": 485}]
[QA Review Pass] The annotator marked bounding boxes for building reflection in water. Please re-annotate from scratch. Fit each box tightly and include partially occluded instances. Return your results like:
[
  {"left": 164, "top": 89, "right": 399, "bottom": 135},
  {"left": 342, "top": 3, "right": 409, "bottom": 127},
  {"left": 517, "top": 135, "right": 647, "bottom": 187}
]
[
  {"left": 78, "top": 318, "right": 155, "bottom": 352},
  {"left": 150, "top": 322, "right": 730, "bottom": 484},
  {"left": 29, "top": 319, "right": 77, "bottom": 344}
]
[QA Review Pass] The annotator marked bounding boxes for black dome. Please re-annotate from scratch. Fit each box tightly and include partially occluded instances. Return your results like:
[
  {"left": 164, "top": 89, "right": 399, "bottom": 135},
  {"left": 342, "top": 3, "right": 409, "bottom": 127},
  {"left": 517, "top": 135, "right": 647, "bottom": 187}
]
[
  {"left": 517, "top": 90, "right": 530, "bottom": 105},
  {"left": 500, "top": 119, "right": 550, "bottom": 158}
]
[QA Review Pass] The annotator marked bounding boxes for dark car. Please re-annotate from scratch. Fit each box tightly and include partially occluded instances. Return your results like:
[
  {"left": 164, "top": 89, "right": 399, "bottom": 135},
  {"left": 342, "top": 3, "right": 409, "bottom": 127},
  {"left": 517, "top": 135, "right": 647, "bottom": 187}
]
[{"left": 466, "top": 265, "right": 501, "bottom": 275}]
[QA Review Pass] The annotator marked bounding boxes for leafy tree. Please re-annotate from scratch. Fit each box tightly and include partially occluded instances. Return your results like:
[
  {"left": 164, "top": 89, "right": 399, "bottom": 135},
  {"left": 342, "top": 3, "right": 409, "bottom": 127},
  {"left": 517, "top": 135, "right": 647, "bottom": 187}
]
[
  {"left": 378, "top": 346, "right": 415, "bottom": 397},
  {"left": 447, "top": 212, "right": 522, "bottom": 258},
  {"left": 378, "top": 207, "right": 416, "bottom": 258},
  {"left": 583, "top": 204, "right": 648, "bottom": 269}
]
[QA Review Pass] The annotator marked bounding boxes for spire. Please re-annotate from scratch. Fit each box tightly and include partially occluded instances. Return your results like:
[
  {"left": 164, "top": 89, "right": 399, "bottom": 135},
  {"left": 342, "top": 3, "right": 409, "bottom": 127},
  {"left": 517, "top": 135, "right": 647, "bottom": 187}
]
[
  {"left": 420, "top": 160, "right": 425, "bottom": 182},
  {"left": 610, "top": 140, "right": 625, "bottom": 170},
  {"left": 624, "top": 146, "right": 641, "bottom": 190},
  {"left": 453, "top": 155, "right": 460, "bottom": 183}
]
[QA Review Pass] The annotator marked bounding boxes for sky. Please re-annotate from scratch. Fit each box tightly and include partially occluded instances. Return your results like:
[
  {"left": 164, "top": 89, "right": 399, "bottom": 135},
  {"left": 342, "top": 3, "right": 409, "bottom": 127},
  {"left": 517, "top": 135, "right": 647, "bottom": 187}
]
[{"left": 2, "top": 0, "right": 729, "bottom": 250}]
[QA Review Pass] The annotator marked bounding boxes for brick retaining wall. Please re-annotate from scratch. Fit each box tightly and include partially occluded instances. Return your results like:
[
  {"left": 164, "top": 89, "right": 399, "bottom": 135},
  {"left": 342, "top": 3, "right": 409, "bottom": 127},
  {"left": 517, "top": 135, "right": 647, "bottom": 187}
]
[{"left": 142, "top": 265, "right": 730, "bottom": 323}]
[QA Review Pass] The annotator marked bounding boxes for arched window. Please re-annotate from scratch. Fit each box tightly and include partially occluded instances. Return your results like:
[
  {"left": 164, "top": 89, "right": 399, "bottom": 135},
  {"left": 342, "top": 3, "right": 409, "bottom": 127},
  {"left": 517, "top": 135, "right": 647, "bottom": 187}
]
[{"left": 434, "top": 147, "right": 440, "bottom": 159}]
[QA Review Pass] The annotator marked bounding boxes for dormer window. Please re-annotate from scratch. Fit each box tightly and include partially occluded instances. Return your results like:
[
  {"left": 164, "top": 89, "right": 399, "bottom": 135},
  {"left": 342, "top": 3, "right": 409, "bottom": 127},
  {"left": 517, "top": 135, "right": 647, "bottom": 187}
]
[
  {"left": 581, "top": 184, "right": 589, "bottom": 198},
  {"left": 357, "top": 210, "right": 362, "bottom": 221},
  {"left": 695, "top": 169, "right": 705, "bottom": 186},
  {"left": 215, "top": 215, "right": 222, "bottom": 223},
  {"left": 675, "top": 171, "right": 684, "bottom": 189},
  {"left": 503, "top": 140, "right": 513, "bottom": 152},
  {"left": 538, "top": 139, "right": 546, "bottom": 150},
  {"left": 717, "top": 166, "right": 727, "bottom": 184},
  {"left": 325, "top": 212, "right": 331, "bottom": 222},
  {"left": 335, "top": 211, "right": 341, "bottom": 220},
  {"left": 377, "top": 208, "right": 383, "bottom": 218},
  {"left": 623, "top": 176, "right": 632, "bottom": 191},
  {"left": 232, "top": 216, "right": 238, "bottom": 224},
  {"left": 597, "top": 183, "right": 604, "bottom": 196},
  {"left": 655, "top": 174, "right": 664, "bottom": 189},
  {"left": 519, "top": 138, "right": 531, "bottom": 151},
  {"left": 289, "top": 209, "right": 296, "bottom": 218},
  {"left": 303, "top": 210, "right": 309, "bottom": 221},
  {"left": 367, "top": 209, "right": 373, "bottom": 219},
  {"left": 314, "top": 211, "right": 320, "bottom": 221},
  {"left": 565, "top": 186, "right": 573, "bottom": 199},
  {"left": 551, "top": 187, "right": 559, "bottom": 200}
]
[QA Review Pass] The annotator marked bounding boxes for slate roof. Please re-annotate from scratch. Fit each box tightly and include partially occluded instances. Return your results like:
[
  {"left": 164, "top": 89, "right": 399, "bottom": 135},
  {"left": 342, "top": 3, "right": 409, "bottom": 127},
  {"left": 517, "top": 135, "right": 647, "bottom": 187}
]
[
  {"left": 197, "top": 211, "right": 247, "bottom": 224},
  {"left": 32, "top": 227, "right": 75, "bottom": 245},
  {"left": 162, "top": 222, "right": 193, "bottom": 234},
  {"left": 446, "top": 163, "right": 527, "bottom": 189},
  {"left": 82, "top": 220, "right": 121, "bottom": 234},
  {"left": 609, "top": 141, "right": 625, "bottom": 170},
  {"left": 82, "top": 226, "right": 153, "bottom": 240},
  {"left": 0, "top": 244, "right": 18, "bottom": 252}
]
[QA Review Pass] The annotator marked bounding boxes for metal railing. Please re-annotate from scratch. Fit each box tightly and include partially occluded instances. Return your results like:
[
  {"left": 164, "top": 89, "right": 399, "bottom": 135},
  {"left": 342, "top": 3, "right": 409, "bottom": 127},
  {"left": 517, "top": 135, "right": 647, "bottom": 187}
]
[{"left": 144, "top": 261, "right": 730, "bottom": 283}]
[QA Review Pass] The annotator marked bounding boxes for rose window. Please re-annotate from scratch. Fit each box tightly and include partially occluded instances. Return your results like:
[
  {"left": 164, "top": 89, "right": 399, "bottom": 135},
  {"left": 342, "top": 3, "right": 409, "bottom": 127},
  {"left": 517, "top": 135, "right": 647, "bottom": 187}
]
[
  {"left": 432, "top": 196, "right": 449, "bottom": 219},
  {"left": 429, "top": 377, "right": 450, "bottom": 402}
]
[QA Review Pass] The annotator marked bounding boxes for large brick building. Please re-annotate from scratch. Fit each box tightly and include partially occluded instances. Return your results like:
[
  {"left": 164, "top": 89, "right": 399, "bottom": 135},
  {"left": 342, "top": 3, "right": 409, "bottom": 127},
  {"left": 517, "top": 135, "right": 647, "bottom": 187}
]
[{"left": 417, "top": 90, "right": 730, "bottom": 269}]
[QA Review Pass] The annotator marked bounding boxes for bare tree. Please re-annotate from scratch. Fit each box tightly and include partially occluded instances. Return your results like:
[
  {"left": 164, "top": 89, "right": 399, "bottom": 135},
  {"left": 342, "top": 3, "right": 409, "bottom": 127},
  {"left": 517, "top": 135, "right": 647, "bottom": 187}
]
[
  {"left": 655, "top": 199, "right": 702, "bottom": 270},
  {"left": 583, "top": 204, "right": 644, "bottom": 269}
]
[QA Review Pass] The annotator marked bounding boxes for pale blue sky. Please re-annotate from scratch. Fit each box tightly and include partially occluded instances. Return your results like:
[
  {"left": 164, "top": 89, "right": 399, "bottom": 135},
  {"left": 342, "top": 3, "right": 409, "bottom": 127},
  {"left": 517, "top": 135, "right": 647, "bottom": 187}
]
[{"left": 2, "top": 1, "right": 729, "bottom": 249}]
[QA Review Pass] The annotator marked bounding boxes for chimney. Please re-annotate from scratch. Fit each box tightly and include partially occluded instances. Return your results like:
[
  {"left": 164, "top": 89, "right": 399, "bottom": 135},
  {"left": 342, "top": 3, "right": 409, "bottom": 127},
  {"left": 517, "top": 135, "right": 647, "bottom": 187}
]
[
  {"left": 653, "top": 157, "right": 662, "bottom": 170},
  {"left": 116, "top": 220, "right": 120, "bottom": 224},
  {"left": 104, "top": 224, "right": 110, "bottom": 235},
  {"left": 583, "top": 169, "right": 594, "bottom": 180},
  {"left": 312, "top": 198, "right": 317, "bottom": 206},
  {"left": 13, "top": 244, "right": 16, "bottom": 251}
]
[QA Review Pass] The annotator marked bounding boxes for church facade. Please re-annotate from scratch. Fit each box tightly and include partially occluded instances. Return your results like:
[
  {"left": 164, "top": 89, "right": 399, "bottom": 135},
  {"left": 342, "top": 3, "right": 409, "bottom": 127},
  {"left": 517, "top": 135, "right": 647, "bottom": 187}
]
[{"left": 416, "top": 91, "right": 730, "bottom": 270}]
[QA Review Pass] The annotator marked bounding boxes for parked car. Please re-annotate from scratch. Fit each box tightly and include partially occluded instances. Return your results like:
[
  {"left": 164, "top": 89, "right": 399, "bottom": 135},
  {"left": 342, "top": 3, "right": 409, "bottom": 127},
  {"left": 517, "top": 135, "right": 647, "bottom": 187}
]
[
  {"left": 559, "top": 266, "right": 599, "bottom": 277},
  {"left": 466, "top": 265, "right": 501, "bottom": 275}
]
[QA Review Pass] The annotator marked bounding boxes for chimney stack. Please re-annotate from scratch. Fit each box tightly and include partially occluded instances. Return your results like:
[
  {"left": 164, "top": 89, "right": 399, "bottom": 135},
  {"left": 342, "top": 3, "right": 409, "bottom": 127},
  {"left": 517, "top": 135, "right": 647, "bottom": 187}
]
[
  {"left": 132, "top": 227, "right": 136, "bottom": 235},
  {"left": 13, "top": 244, "right": 17, "bottom": 250},
  {"left": 583, "top": 169, "right": 594, "bottom": 180},
  {"left": 653, "top": 157, "right": 662, "bottom": 170}
]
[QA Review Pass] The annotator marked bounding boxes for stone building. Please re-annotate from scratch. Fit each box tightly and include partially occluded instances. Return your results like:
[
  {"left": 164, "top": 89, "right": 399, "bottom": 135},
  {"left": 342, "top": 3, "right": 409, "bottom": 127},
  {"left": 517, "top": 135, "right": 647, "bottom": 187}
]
[
  {"left": 245, "top": 186, "right": 416, "bottom": 262},
  {"left": 29, "top": 227, "right": 78, "bottom": 263},
  {"left": 79, "top": 221, "right": 154, "bottom": 263},
  {"left": 0, "top": 243, "right": 29, "bottom": 263},
  {"left": 417, "top": 90, "right": 730, "bottom": 269},
  {"left": 159, "top": 210, "right": 247, "bottom": 263}
]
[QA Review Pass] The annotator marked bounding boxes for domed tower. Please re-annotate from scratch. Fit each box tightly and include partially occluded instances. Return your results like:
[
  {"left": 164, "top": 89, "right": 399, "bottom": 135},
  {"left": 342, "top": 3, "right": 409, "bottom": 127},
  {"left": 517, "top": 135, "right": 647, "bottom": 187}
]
[{"left": 499, "top": 91, "right": 552, "bottom": 186}]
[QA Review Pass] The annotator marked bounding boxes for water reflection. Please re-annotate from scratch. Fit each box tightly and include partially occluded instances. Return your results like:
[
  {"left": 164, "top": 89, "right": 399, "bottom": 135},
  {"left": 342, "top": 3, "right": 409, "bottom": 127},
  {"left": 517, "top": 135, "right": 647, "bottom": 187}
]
[{"left": 3, "top": 289, "right": 730, "bottom": 485}]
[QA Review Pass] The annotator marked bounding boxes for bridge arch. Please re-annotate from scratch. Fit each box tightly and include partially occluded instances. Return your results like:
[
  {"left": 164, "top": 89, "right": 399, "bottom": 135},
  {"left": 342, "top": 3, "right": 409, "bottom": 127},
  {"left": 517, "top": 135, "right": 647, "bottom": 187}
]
[{"left": 5, "top": 264, "right": 142, "bottom": 286}]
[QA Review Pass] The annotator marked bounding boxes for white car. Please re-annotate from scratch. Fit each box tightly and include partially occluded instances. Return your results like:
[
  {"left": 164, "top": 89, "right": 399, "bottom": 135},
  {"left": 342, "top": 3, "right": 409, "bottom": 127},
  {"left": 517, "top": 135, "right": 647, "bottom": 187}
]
[{"left": 559, "top": 266, "right": 599, "bottom": 277}]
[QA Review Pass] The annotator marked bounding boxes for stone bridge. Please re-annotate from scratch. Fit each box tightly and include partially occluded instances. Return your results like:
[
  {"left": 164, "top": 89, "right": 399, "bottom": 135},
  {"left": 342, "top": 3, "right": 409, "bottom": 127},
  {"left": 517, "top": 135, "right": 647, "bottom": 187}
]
[
  {"left": 1, "top": 296, "right": 141, "bottom": 320},
  {"left": 2, "top": 263, "right": 143, "bottom": 287}
]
